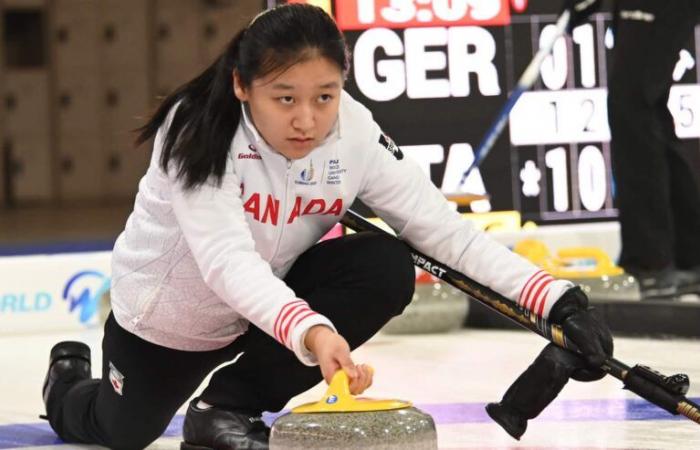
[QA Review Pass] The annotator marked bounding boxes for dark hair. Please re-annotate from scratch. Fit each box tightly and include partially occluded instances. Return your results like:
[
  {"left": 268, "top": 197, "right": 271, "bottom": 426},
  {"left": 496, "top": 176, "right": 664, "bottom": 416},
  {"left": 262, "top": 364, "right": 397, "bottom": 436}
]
[{"left": 136, "top": 4, "right": 350, "bottom": 189}]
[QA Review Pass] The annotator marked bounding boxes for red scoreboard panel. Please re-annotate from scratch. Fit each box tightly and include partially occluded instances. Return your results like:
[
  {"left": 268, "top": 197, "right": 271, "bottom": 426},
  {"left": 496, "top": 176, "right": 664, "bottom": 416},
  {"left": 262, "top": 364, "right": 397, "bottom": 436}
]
[
  {"left": 334, "top": 0, "right": 511, "bottom": 29},
  {"left": 283, "top": 0, "right": 700, "bottom": 224}
]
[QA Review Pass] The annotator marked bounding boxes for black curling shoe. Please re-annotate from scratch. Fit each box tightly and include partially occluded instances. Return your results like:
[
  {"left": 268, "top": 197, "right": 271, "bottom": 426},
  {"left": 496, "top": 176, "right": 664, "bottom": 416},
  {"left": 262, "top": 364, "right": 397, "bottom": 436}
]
[
  {"left": 485, "top": 402, "right": 527, "bottom": 441},
  {"left": 181, "top": 399, "right": 270, "bottom": 450},
  {"left": 42, "top": 341, "right": 91, "bottom": 419}
]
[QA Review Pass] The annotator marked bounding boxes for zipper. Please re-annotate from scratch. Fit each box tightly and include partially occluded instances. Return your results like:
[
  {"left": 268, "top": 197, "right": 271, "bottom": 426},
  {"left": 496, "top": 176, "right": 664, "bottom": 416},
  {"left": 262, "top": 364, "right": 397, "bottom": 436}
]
[
  {"left": 269, "top": 159, "right": 293, "bottom": 263},
  {"left": 131, "top": 235, "right": 188, "bottom": 326}
]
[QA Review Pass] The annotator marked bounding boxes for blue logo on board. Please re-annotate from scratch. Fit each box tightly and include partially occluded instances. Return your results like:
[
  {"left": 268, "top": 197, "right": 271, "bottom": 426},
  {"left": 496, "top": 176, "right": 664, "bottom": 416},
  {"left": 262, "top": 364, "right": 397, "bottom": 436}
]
[{"left": 62, "top": 271, "right": 110, "bottom": 324}]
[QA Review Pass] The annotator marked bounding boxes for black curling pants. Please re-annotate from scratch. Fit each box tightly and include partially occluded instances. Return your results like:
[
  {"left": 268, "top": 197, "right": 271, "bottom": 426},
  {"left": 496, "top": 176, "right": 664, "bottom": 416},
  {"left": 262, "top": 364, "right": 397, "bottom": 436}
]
[
  {"left": 48, "top": 231, "right": 415, "bottom": 450},
  {"left": 607, "top": 0, "right": 700, "bottom": 272}
]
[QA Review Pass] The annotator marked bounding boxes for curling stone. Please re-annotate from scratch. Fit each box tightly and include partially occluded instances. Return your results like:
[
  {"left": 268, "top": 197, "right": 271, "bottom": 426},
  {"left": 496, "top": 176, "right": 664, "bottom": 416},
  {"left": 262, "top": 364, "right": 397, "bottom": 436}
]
[
  {"left": 270, "top": 371, "right": 437, "bottom": 450},
  {"left": 382, "top": 271, "right": 469, "bottom": 334},
  {"left": 577, "top": 273, "right": 641, "bottom": 302},
  {"left": 514, "top": 240, "right": 641, "bottom": 302}
]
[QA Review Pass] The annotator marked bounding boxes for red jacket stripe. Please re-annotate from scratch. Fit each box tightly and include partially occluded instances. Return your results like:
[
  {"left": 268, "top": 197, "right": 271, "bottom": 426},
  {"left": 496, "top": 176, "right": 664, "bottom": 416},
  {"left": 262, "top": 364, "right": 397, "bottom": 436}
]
[
  {"left": 518, "top": 270, "right": 544, "bottom": 305},
  {"left": 274, "top": 300, "right": 307, "bottom": 343},
  {"left": 536, "top": 288, "right": 550, "bottom": 316},
  {"left": 520, "top": 271, "right": 548, "bottom": 307},
  {"left": 281, "top": 306, "right": 313, "bottom": 346},
  {"left": 530, "top": 278, "right": 553, "bottom": 314},
  {"left": 276, "top": 303, "right": 308, "bottom": 343},
  {"left": 283, "top": 310, "right": 318, "bottom": 347},
  {"left": 526, "top": 276, "right": 553, "bottom": 311},
  {"left": 274, "top": 300, "right": 305, "bottom": 341}
]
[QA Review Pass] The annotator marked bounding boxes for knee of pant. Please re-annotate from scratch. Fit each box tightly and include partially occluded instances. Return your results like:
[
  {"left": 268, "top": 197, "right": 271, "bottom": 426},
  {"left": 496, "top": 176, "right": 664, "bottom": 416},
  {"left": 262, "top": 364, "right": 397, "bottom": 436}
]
[{"left": 366, "top": 233, "right": 415, "bottom": 310}]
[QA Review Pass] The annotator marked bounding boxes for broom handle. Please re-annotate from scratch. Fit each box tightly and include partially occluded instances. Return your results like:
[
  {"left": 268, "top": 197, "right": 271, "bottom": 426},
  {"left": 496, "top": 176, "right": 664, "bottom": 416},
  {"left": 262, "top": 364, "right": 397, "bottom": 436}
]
[{"left": 340, "top": 209, "right": 700, "bottom": 425}]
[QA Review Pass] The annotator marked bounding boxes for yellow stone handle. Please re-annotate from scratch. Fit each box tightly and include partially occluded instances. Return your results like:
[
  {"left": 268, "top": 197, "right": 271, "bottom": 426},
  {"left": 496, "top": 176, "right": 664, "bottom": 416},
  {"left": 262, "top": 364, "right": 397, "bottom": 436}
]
[
  {"left": 514, "top": 239, "right": 624, "bottom": 278},
  {"left": 326, "top": 369, "right": 352, "bottom": 397},
  {"left": 291, "top": 368, "right": 411, "bottom": 414},
  {"left": 555, "top": 247, "right": 624, "bottom": 278}
]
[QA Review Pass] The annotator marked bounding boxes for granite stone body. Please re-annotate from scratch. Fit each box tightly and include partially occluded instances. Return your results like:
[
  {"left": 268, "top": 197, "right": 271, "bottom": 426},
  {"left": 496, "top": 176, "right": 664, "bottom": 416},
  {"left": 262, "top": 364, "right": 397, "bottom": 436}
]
[
  {"left": 270, "top": 407, "right": 437, "bottom": 450},
  {"left": 577, "top": 274, "right": 641, "bottom": 301},
  {"left": 382, "top": 282, "right": 469, "bottom": 334}
]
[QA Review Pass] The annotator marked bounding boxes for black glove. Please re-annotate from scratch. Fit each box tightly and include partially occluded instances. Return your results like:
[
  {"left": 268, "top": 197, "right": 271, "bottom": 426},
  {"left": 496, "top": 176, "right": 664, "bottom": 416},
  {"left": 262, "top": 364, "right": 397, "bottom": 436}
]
[
  {"left": 562, "top": 0, "right": 603, "bottom": 31},
  {"left": 548, "top": 286, "right": 613, "bottom": 372}
]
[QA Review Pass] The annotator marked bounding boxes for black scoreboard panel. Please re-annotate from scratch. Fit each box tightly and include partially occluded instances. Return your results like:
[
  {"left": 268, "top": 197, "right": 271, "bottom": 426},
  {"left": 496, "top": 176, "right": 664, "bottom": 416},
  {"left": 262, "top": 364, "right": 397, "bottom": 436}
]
[
  {"left": 507, "top": 11, "right": 618, "bottom": 221},
  {"left": 283, "top": 0, "right": 700, "bottom": 224}
]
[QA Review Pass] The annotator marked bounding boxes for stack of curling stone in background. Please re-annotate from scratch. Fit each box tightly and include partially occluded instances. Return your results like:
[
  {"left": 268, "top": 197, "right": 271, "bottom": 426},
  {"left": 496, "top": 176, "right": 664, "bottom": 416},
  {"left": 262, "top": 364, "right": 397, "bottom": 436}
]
[
  {"left": 377, "top": 191, "right": 486, "bottom": 334},
  {"left": 270, "top": 370, "right": 437, "bottom": 450},
  {"left": 382, "top": 269, "right": 470, "bottom": 334},
  {"left": 513, "top": 239, "right": 640, "bottom": 302}
]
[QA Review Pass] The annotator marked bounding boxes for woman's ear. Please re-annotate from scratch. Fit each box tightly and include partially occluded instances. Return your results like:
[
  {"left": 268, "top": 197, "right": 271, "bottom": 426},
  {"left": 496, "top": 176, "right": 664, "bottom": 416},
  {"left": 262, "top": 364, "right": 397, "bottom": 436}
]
[{"left": 232, "top": 70, "right": 248, "bottom": 101}]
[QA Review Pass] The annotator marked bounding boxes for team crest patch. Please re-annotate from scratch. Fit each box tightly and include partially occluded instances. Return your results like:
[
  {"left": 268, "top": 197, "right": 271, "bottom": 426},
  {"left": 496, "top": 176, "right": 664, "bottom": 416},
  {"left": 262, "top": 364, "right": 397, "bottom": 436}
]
[
  {"left": 109, "top": 361, "right": 125, "bottom": 396},
  {"left": 379, "top": 132, "right": 403, "bottom": 160},
  {"left": 296, "top": 159, "right": 317, "bottom": 185}
]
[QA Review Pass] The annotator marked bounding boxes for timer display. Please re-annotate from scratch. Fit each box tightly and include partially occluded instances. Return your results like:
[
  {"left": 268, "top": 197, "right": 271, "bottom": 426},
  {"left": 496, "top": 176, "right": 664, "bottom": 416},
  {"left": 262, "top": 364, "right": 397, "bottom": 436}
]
[{"left": 335, "top": 0, "right": 511, "bottom": 30}]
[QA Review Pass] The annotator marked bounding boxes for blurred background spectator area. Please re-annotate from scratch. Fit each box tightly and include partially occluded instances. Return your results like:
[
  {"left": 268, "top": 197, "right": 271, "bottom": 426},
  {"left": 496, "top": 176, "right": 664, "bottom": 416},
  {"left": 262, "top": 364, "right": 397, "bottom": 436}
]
[
  {"left": 0, "top": 0, "right": 263, "bottom": 209},
  {"left": 0, "top": 0, "right": 264, "bottom": 247}
]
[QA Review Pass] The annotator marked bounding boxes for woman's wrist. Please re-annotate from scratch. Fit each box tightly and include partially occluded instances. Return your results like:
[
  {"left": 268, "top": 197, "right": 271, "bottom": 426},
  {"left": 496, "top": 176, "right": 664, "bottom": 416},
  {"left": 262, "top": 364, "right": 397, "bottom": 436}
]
[{"left": 304, "top": 325, "right": 334, "bottom": 354}]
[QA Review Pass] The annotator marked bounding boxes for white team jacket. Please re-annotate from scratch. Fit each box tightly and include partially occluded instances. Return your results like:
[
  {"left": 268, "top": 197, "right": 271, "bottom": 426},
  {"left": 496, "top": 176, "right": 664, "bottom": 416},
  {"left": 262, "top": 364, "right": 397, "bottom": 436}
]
[{"left": 110, "top": 91, "right": 574, "bottom": 366}]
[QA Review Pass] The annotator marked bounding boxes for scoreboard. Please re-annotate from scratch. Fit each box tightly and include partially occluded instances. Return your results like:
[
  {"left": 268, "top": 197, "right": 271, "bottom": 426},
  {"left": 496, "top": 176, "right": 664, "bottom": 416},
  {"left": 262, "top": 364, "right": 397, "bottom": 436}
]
[{"left": 283, "top": 0, "right": 700, "bottom": 224}]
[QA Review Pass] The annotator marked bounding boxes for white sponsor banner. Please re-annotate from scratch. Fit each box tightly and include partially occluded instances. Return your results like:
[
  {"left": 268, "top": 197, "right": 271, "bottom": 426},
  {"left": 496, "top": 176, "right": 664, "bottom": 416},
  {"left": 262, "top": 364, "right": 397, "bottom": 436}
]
[
  {"left": 510, "top": 85, "right": 700, "bottom": 146},
  {"left": 509, "top": 88, "right": 610, "bottom": 146},
  {"left": 668, "top": 84, "right": 700, "bottom": 139},
  {"left": 0, "top": 252, "right": 111, "bottom": 334}
]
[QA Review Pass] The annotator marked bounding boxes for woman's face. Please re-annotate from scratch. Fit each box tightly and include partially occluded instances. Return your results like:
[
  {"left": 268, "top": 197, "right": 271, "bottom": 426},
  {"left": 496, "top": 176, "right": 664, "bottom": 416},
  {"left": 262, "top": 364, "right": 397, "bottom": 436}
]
[{"left": 234, "top": 56, "right": 344, "bottom": 160}]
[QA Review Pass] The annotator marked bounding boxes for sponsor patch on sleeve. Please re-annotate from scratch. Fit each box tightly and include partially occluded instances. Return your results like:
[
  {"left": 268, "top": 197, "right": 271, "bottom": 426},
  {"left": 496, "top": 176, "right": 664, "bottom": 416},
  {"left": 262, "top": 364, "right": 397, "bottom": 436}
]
[{"left": 379, "top": 132, "right": 403, "bottom": 160}]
